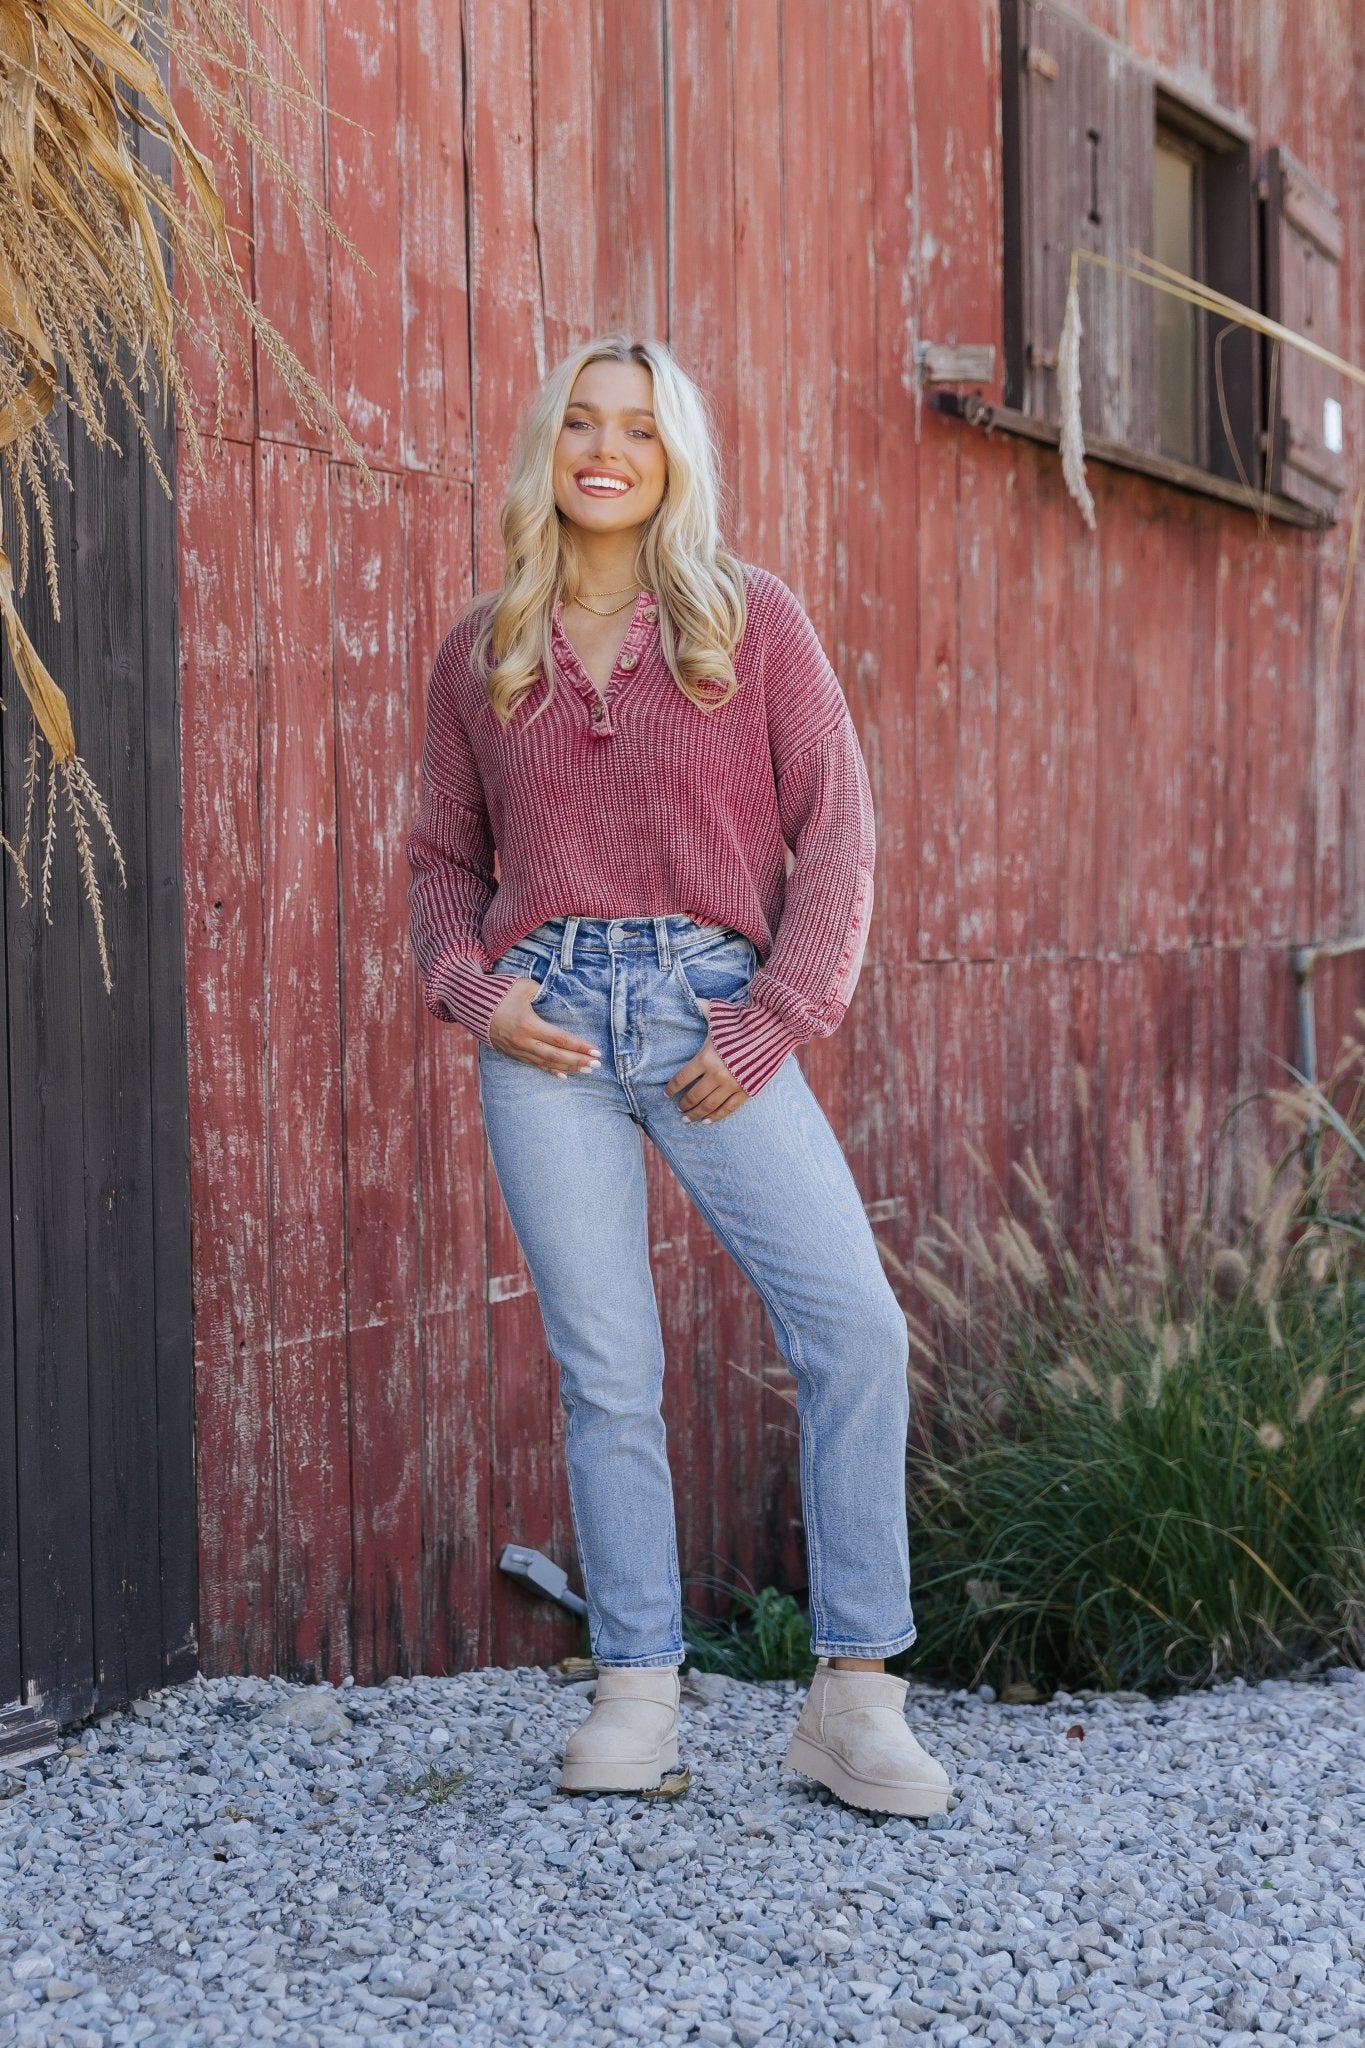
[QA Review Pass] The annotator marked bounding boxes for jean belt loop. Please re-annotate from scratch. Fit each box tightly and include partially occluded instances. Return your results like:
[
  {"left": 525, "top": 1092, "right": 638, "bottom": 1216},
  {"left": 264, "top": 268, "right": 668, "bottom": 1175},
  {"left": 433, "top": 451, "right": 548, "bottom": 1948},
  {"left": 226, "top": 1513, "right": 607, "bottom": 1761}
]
[
  {"left": 652, "top": 917, "right": 672, "bottom": 971},
  {"left": 559, "top": 916, "right": 580, "bottom": 970}
]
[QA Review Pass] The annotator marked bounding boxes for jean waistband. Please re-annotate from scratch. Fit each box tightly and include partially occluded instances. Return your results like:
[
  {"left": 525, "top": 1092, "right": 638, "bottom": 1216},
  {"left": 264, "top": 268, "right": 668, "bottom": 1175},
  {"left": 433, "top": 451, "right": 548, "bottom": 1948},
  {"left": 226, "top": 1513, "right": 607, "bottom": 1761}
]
[{"left": 518, "top": 915, "right": 744, "bottom": 971}]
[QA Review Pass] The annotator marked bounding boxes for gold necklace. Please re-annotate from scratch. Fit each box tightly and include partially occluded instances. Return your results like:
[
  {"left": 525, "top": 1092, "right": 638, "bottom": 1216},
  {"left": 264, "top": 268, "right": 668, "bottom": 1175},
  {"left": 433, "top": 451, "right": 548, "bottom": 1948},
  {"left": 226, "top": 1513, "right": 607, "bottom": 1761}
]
[{"left": 569, "top": 587, "right": 641, "bottom": 618}]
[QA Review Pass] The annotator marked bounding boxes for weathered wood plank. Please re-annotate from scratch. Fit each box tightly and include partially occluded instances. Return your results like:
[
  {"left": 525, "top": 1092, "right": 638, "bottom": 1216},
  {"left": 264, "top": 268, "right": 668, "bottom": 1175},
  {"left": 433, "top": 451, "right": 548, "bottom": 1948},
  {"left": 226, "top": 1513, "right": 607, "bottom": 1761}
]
[
  {"left": 666, "top": 0, "right": 739, "bottom": 480},
  {"left": 1061, "top": 464, "right": 1102, "bottom": 958},
  {"left": 70, "top": 386, "right": 164, "bottom": 1711},
  {"left": 168, "top": 47, "right": 255, "bottom": 443},
  {"left": 994, "top": 447, "right": 1033, "bottom": 953},
  {"left": 465, "top": 0, "right": 545, "bottom": 589},
  {"left": 250, "top": 0, "right": 330, "bottom": 447},
  {"left": 140, "top": 349, "right": 198, "bottom": 1691},
  {"left": 1094, "top": 471, "right": 1136, "bottom": 952},
  {"left": 918, "top": 0, "right": 1006, "bottom": 1006},
  {"left": 0, "top": 657, "right": 14, "bottom": 1704},
  {"left": 954, "top": 441, "right": 999, "bottom": 961},
  {"left": 327, "top": 0, "right": 404, "bottom": 466},
  {"left": 780, "top": 0, "right": 835, "bottom": 645},
  {"left": 730, "top": 0, "right": 785, "bottom": 571},
  {"left": 869, "top": 0, "right": 921, "bottom": 971},
  {"left": 531, "top": 0, "right": 598, "bottom": 370},
  {"left": 333, "top": 465, "right": 422, "bottom": 1681},
  {"left": 915, "top": 421, "right": 959, "bottom": 960},
  {"left": 404, "top": 474, "right": 492, "bottom": 1673},
  {"left": 1031, "top": 460, "right": 1068, "bottom": 953},
  {"left": 1185, "top": 506, "right": 1220, "bottom": 947},
  {"left": 255, "top": 441, "right": 351, "bottom": 1680},
  {"left": 399, "top": 0, "right": 473, "bottom": 474},
  {"left": 178, "top": 443, "right": 276, "bottom": 1677},
  {"left": 5, "top": 401, "right": 96, "bottom": 1722},
  {"left": 593, "top": 0, "right": 668, "bottom": 335}
]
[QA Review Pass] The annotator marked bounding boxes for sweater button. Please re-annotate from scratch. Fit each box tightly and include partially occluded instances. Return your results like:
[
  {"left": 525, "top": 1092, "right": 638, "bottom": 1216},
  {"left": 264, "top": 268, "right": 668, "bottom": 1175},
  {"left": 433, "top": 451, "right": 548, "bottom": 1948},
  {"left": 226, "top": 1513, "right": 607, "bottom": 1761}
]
[
  {"left": 644, "top": 605, "right": 659, "bottom": 623},
  {"left": 618, "top": 650, "right": 638, "bottom": 670},
  {"left": 591, "top": 701, "right": 606, "bottom": 722}
]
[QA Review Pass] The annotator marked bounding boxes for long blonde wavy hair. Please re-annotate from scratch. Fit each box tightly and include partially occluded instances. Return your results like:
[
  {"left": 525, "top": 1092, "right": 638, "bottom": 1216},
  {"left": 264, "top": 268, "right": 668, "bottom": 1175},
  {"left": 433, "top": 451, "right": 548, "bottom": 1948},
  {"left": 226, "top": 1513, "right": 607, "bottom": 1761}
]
[{"left": 471, "top": 337, "right": 747, "bottom": 725}]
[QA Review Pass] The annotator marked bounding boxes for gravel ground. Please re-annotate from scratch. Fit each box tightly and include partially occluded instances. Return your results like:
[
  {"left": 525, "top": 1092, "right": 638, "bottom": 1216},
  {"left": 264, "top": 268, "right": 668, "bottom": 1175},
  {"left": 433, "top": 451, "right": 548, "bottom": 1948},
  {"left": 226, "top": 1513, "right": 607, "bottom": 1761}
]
[{"left": 1, "top": 1664, "right": 1363, "bottom": 2048}]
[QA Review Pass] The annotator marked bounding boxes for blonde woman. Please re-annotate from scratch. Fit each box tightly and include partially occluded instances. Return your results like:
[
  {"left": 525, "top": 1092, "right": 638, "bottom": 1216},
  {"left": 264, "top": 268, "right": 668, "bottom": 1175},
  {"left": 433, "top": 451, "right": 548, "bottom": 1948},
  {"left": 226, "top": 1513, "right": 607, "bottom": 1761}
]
[{"left": 407, "top": 336, "right": 949, "bottom": 1819}]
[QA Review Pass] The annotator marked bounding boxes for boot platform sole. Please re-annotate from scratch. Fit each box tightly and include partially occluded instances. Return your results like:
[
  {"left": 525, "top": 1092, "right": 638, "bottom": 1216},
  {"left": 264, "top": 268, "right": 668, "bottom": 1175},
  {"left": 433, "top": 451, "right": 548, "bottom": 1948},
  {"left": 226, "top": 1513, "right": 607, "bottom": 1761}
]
[
  {"left": 783, "top": 1731, "right": 950, "bottom": 1818},
  {"left": 559, "top": 1733, "right": 680, "bottom": 1794}
]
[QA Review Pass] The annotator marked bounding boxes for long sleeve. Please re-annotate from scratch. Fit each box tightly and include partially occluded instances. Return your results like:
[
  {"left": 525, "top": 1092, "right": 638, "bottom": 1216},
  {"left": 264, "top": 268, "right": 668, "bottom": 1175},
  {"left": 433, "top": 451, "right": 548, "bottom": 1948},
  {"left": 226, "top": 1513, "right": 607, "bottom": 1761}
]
[
  {"left": 406, "top": 631, "right": 519, "bottom": 1042},
  {"left": 707, "top": 717, "right": 875, "bottom": 1094},
  {"left": 706, "top": 585, "right": 876, "bottom": 1097}
]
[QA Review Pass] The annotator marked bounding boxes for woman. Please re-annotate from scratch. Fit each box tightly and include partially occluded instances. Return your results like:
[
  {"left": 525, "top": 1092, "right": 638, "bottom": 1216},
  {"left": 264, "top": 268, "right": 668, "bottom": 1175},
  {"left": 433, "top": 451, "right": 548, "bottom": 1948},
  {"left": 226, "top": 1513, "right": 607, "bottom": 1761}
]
[{"left": 407, "top": 336, "right": 949, "bottom": 1819}]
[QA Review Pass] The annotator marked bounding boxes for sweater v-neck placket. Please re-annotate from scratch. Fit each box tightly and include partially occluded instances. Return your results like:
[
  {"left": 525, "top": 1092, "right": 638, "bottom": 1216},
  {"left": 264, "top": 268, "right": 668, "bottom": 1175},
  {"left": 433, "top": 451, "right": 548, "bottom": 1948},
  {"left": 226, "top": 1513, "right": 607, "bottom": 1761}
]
[{"left": 550, "top": 589, "right": 659, "bottom": 738}]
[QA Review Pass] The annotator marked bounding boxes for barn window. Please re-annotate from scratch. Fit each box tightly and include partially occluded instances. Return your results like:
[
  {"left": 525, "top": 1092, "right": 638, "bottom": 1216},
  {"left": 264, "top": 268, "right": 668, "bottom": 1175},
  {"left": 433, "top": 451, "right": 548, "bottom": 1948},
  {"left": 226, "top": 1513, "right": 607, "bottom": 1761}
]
[
  {"left": 1154, "top": 127, "right": 1202, "bottom": 464},
  {"left": 998, "top": 0, "right": 1344, "bottom": 521}
]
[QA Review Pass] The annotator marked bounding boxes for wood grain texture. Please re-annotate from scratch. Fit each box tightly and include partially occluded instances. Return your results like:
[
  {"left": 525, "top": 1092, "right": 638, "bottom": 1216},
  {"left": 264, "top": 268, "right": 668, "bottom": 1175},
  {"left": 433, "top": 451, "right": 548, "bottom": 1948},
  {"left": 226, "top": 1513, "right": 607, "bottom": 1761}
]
[
  {"left": 334, "top": 467, "right": 422, "bottom": 1680},
  {"left": 179, "top": 446, "right": 277, "bottom": 1678},
  {"left": 465, "top": 0, "right": 545, "bottom": 587},
  {"left": 327, "top": 0, "right": 405, "bottom": 466},
  {"left": 250, "top": 0, "right": 330, "bottom": 446},
  {"left": 71, "top": 393, "right": 165, "bottom": 1711},
  {"left": 400, "top": 0, "right": 473, "bottom": 472},
  {"left": 3, "top": 353, "right": 194, "bottom": 1722},
  {"left": 255, "top": 442, "right": 352, "bottom": 1681},
  {"left": 175, "top": 0, "right": 1365, "bottom": 1680},
  {"left": 4, "top": 407, "right": 96, "bottom": 1723}
]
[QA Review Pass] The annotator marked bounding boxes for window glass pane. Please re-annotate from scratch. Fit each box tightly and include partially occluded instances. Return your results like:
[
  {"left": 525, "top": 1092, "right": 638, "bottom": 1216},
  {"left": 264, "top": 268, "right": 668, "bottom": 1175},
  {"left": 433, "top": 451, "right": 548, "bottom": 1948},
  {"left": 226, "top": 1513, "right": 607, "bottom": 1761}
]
[{"left": 1155, "top": 139, "right": 1197, "bottom": 462}]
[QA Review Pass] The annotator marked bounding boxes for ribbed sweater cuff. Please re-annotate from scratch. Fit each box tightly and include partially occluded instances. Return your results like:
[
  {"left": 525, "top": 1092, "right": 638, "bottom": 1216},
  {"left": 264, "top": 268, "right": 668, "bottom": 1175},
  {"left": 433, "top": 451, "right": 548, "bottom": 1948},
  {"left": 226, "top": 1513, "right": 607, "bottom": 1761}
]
[
  {"left": 427, "top": 948, "right": 520, "bottom": 1044},
  {"left": 708, "top": 999, "right": 802, "bottom": 1097}
]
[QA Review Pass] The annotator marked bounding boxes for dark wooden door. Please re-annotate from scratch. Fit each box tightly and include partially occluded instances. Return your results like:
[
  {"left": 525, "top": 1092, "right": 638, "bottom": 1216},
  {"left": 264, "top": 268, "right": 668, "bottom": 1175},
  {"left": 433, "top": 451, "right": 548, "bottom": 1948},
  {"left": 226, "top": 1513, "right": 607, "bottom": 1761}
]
[{"left": 0, "top": 371, "right": 196, "bottom": 1735}]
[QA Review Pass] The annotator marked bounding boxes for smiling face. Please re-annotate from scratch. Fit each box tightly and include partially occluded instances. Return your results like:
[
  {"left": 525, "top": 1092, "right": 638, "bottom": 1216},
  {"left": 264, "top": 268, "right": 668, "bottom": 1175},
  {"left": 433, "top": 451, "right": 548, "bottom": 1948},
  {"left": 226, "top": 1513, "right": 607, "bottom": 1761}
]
[{"left": 551, "top": 357, "right": 668, "bottom": 539}]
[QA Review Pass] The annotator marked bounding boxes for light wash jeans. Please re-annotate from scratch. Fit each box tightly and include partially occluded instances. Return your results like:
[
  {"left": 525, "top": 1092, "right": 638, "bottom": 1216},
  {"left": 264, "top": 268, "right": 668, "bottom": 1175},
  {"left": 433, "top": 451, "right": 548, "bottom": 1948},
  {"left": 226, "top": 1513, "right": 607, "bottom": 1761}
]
[{"left": 478, "top": 913, "right": 916, "bottom": 1668}]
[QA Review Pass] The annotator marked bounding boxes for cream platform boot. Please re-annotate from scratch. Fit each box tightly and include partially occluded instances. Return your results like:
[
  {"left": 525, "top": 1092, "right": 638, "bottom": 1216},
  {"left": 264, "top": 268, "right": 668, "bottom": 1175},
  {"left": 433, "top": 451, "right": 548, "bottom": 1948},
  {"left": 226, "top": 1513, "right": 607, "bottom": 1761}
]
[
  {"left": 559, "top": 1667, "right": 681, "bottom": 1793},
  {"left": 783, "top": 1661, "right": 951, "bottom": 1817}
]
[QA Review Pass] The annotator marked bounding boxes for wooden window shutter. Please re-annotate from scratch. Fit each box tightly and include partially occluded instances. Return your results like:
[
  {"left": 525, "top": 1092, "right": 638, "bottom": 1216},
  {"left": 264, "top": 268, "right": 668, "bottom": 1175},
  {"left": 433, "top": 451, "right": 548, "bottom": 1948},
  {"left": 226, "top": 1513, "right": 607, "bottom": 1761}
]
[
  {"left": 1263, "top": 146, "right": 1345, "bottom": 516},
  {"left": 1001, "top": 0, "right": 1157, "bottom": 452}
]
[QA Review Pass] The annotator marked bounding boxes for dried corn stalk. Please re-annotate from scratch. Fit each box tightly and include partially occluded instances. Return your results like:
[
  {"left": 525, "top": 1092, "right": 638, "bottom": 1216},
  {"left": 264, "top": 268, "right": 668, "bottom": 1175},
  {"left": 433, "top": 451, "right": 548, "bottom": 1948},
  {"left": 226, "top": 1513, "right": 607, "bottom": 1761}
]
[{"left": 0, "top": 0, "right": 368, "bottom": 989}]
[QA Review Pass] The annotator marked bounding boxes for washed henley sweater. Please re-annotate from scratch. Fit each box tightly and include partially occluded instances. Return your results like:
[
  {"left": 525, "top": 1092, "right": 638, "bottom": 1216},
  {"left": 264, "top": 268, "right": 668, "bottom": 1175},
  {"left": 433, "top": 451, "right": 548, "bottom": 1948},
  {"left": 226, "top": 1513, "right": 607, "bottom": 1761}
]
[{"left": 406, "top": 563, "right": 875, "bottom": 1097}]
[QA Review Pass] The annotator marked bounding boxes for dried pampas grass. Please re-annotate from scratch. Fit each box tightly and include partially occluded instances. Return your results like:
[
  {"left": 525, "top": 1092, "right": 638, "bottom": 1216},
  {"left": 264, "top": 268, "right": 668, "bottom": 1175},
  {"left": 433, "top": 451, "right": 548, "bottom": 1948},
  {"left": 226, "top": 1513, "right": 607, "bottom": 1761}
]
[
  {"left": 0, "top": 0, "right": 368, "bottom": 989},
  {"left": 1056, "top": 243, "right": 1365, "bottom": 537},
  {"left": 1058, "top": 253, "right": 1096, "bottom": 531}
]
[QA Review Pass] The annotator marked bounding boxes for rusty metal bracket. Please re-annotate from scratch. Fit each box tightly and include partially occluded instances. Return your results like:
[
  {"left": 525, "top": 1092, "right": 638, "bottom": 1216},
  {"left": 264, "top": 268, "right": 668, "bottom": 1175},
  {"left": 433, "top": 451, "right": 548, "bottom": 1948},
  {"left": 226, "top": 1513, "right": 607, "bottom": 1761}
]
[{"left": 916, "top": 341, "right": 996, "bottom": 388}]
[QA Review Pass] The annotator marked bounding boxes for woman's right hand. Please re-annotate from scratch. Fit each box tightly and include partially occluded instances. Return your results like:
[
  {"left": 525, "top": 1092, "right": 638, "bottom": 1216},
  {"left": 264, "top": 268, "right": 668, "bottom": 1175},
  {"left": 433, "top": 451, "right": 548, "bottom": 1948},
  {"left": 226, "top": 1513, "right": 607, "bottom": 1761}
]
[{"left": 488, "top": 978, "right": 601, "bottom": 1077}]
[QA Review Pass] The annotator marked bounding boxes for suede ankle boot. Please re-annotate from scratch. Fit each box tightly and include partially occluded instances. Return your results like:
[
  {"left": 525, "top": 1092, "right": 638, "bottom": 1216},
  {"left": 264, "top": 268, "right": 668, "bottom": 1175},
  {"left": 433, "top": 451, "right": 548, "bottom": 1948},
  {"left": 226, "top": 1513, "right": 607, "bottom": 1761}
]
[
  {"left": 783, "top": 1661, "right": 951, "bottom": 1817},
  {"left": 559, "top": 1667, "right": 681, "bottom": 1793}
]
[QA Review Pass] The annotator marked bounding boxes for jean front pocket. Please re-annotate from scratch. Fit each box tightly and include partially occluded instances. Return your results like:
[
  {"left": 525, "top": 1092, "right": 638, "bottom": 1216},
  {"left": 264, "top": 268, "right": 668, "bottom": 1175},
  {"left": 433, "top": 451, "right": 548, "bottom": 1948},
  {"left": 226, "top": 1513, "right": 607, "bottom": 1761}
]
[
  {"left": 494, "top": 945, "right": 560, "bottom": 1007},
  {"left": 672, "top": 935, "right": 757, "bottom": 1022}
]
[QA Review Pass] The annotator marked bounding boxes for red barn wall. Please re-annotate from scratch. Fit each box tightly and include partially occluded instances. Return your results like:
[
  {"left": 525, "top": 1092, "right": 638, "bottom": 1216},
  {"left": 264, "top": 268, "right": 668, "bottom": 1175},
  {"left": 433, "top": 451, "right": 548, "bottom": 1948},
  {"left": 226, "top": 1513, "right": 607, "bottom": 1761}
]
[{"left": 177, "top": 0, "right": 1365, "bottom": 1681}]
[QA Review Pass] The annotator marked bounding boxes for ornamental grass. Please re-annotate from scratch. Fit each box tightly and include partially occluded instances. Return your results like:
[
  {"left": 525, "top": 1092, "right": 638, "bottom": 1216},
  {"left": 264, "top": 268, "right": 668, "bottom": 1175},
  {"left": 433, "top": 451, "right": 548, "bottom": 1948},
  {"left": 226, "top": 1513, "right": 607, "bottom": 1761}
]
[{"left": 889, "top": 1019, "right": 1365, "bottom": 1698}]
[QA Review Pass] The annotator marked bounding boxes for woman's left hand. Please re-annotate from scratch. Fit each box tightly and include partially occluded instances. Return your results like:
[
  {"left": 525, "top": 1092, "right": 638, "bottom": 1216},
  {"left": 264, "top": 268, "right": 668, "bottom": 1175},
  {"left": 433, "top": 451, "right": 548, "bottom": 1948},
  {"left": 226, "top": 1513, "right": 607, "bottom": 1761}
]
[{"left": 665, "top": 999, "right": 750, "bottom": 1123}]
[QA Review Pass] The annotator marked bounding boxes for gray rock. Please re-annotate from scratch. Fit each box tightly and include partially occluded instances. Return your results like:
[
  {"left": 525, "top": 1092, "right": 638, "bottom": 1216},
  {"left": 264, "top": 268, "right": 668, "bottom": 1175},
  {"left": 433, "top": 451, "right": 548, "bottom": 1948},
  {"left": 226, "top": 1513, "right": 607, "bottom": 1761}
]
[
  {"left": 1, "top": 1666, "right": 1359, "bottom": 2047},
  {"left": 682, "top": 1671, "right": 737, "bottom": 1706}
]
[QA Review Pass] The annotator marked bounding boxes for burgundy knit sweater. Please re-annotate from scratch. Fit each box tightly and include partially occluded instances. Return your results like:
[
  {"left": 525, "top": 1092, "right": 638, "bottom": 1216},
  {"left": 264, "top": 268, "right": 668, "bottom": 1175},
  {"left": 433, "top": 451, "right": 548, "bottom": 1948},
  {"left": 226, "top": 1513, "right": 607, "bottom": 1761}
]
[{"left": 406, "top": 564, "right": 875, "bottom": 1096}]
